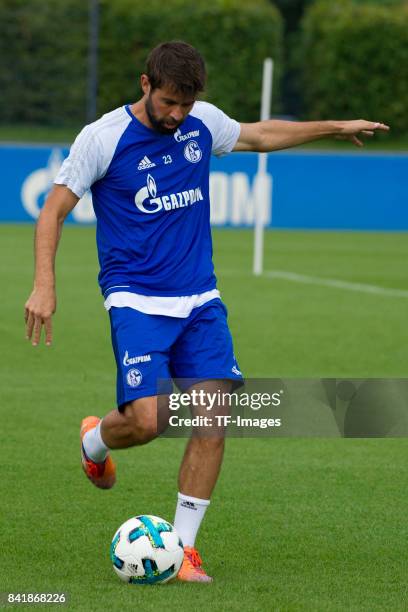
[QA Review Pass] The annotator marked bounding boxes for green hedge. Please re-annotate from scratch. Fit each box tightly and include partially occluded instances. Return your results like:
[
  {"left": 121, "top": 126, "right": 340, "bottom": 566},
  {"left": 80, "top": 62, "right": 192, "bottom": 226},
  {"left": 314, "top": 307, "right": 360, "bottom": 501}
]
[
  {"left": 97, "top": 0, "right": 283, "bottom": 123},
  {"left": 0, "top": 0, "right": 282, "bottom": 126},
  {"left": 0, "top": 0, "right": 88, "bottom": 125},
  {"left": 298, "top": 0, "right": 408, "bottom": 133}
]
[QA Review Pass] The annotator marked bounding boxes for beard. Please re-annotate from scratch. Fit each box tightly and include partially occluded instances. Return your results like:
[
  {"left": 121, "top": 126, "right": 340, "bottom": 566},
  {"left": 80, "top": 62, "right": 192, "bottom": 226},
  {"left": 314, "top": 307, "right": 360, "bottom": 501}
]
[{"left": 145, "top": 95, "right": 183, "bottom": 135}]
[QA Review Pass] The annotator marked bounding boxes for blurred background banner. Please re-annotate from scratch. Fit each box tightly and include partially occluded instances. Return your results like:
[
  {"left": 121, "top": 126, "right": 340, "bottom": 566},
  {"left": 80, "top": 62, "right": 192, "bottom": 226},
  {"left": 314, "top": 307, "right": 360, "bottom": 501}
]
[{"left": 2, "top": 144, "right": 407, "bottom": 229}]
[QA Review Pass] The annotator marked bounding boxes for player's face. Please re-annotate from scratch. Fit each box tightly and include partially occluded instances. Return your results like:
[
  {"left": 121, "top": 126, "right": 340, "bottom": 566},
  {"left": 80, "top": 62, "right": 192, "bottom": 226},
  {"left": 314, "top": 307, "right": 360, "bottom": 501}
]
[{"left": 145, "top": 86, "right": 196, "bottom": 135}]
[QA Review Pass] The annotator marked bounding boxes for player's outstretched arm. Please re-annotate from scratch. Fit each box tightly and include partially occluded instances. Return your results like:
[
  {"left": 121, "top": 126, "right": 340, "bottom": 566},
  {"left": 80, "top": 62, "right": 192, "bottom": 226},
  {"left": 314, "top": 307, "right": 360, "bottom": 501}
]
[
  {"left": 233, "top": 118, "right": 390, "bottom": 152},
  {"left": 25, "top": 185, "right": 79, "bottom": 346}
]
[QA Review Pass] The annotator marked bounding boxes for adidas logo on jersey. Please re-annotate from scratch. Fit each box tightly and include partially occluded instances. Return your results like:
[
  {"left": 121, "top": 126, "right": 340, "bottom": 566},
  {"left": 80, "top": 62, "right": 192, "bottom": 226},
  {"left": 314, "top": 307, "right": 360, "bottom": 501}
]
[{"left": 137, "top": 156, "right": 156, "bottom": 170}]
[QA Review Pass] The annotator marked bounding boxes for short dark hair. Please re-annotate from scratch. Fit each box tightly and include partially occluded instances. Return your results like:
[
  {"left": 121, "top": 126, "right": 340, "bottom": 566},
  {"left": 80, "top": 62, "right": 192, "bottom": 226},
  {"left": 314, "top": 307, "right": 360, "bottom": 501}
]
[{"left": 146, "top": 41, "right": 207, "bottom": 96}]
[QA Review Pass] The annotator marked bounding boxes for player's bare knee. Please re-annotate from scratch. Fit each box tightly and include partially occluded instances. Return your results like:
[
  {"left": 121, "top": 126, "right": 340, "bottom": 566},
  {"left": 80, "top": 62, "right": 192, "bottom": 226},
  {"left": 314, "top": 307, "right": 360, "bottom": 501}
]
[
  {"left": 191, "top": 433, "right": 225, "bottom": 450},
  {"left": 123, "top": 397, "right": 166, "bottom": 444}
]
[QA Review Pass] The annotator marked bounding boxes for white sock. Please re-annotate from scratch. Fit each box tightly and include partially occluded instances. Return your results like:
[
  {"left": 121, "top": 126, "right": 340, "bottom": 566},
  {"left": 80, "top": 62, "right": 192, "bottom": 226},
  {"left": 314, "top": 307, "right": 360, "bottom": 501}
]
[
  {"left": 173, "top": 492, "right": 210, "bottom": 548},
  {"left": 82, "top": 421, "right": 109, "bottom": 463}
]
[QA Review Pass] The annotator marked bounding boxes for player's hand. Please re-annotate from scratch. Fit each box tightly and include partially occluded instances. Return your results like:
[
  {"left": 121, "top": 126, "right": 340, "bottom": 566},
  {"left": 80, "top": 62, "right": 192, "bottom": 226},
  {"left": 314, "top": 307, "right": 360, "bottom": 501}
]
[
  {"left": 335, "top": 120, "right": 390, "bottom": 147},
  {"left": 24, "top": 287, "right": 56, "bottom": 346}
]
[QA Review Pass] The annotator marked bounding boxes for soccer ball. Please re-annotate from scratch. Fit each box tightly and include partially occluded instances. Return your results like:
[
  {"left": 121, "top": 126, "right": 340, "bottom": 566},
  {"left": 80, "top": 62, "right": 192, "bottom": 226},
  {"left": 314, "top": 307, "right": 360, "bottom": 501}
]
[{"left": 110, "top": 515, "right": 184, "bottom": 585}]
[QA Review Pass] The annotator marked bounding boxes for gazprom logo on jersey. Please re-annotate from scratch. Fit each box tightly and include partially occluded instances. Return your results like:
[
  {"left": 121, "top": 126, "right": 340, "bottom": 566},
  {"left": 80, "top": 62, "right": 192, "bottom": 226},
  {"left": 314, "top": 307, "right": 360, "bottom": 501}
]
[
  {"left": 134, "top": 174, "right": 204, "bottom": 214},
  {"left": 174, "top": 128, "right": 200, "bottom": 142}
]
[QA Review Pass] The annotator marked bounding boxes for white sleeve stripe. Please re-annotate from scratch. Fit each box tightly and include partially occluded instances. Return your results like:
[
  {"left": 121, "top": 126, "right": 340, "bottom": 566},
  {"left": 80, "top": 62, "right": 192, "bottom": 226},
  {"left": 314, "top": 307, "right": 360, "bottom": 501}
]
[
  {"left": 91, "top": 109, "right": 132, "bottom": 180},
  {"left": 190, "top": 101, "right": 240, "bottom": 157},
  {"left": 69, "top": 128, "right": 95, "bottom": 180},
  {"left": 92, "top": 108, "right": 130, "bottom": 136},
  {"left": 54, "top": 107, "right": 132, "bottom": 197}
]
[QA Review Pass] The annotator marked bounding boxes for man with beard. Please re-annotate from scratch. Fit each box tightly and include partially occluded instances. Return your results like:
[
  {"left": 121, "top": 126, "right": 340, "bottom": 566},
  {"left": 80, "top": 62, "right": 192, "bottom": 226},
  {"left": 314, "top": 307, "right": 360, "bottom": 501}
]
[{"left": 24, "top": 41, "right": 389, "bottom": 582}]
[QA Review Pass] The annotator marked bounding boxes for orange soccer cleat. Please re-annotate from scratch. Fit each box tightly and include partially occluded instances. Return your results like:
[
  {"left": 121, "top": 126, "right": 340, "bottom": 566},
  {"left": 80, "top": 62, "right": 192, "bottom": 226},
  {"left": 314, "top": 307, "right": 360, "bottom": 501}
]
[
  {"left": 177, "top": 546, "right": 213, "bottom": 583},
  {"left": 80, "top": 416, "right": 116, "bottom": 490}
]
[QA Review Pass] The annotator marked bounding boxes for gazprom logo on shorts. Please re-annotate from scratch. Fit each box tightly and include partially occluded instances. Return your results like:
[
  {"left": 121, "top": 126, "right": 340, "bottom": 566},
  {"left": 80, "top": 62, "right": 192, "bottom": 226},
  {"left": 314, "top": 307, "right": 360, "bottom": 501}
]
[
  {"left": 123, "top": 351, "right": 151, "bottom": 366},
  {"left": 126, "top": 368, "right": 142, "bottom": 388},
  {"left": 134, "top": 173, "right": 204, "bottom": 214},
  {"left": 184, "top": 140, "right": 202, "bottom": 164}
]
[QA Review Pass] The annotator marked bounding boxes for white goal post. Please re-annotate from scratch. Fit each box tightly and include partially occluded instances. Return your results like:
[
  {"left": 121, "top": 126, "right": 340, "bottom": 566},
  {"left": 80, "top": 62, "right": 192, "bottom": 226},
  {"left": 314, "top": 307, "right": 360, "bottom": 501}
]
[{"left": 253, "top": 57, "right": 273, "bottom": 276}]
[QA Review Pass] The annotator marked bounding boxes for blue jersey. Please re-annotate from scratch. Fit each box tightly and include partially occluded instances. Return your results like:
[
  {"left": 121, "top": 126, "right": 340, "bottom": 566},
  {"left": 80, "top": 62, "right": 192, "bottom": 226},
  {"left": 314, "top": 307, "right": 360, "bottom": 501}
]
[{"left": 55, "top": 102, "right": 240, "bottom": 298}]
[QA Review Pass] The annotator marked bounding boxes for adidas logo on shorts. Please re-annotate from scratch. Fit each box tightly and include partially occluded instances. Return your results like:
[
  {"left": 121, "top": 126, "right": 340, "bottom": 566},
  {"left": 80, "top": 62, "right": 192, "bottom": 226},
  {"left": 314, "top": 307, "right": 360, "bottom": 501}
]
[{"left": 137, "top": 156, "right": 156, "bottom": 170}]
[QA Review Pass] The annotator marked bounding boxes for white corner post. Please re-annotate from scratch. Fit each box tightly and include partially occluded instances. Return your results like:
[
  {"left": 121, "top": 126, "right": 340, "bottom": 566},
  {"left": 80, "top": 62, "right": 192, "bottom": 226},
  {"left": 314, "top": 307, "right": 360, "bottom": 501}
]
[{"left": 253, "top": 57, "right": 273, "bottom": 276}]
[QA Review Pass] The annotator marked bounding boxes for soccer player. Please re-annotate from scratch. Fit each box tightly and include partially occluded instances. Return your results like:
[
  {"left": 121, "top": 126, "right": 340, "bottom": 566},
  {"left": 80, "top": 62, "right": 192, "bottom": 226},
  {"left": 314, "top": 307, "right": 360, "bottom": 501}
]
[{"left": 24, "top": 41, "right": 389, "bottom": 582}]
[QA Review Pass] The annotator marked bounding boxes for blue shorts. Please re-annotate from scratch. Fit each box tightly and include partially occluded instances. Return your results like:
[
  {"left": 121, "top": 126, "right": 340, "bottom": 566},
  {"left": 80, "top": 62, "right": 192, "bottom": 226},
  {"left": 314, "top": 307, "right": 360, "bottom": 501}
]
[{"left": 109, "top": 298, "right": 244, "bottom": 409}]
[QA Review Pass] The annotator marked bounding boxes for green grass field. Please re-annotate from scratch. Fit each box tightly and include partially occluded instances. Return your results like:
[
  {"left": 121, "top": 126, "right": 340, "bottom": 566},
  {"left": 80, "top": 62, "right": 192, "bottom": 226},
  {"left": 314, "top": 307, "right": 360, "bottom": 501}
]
[{"left": 2, "top": 226, "right": 408, "bottom": 611}]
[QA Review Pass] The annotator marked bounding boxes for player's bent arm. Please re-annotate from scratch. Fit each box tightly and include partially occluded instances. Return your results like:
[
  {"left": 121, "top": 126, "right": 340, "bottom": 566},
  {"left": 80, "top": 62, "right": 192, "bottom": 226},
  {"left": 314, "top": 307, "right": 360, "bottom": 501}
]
[
  {"left": 25, "top": 185, "right": 79, "bottom": 346},
  {"left": 233, "top": 119, "right": 389, "bottom": 152},
  {"left": 32, "top": 185, "right": 78, "bottom": 288}
]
